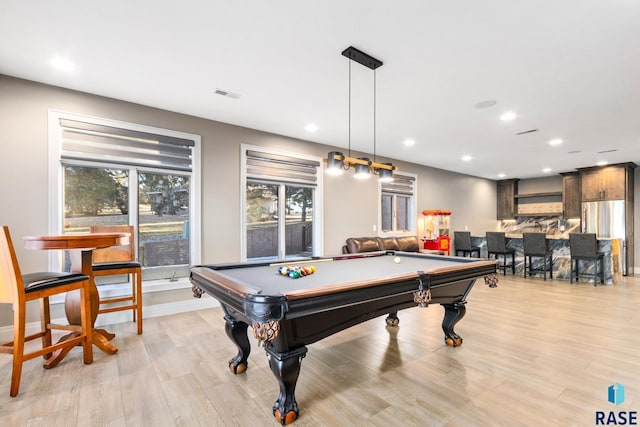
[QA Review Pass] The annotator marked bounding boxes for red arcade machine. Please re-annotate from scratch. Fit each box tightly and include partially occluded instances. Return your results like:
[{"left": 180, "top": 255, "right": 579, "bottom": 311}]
[{"left": 421, "top": 210, "right": 451, "bottom": 255}]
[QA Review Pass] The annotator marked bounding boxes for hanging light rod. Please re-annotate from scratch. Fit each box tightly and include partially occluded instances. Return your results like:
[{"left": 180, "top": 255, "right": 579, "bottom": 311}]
[
  {"left": 341, "top": 46, "right": 383, "bottom": 70},
  {"left": 326, "top": 46, "right": 394, "bottom": 182},
  {"left": 326, "top": 151, "right": 395, "bottom": 171}
]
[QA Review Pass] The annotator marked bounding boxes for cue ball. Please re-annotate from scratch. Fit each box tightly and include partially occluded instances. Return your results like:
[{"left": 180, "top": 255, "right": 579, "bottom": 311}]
[{"left": 394, "top": 256, "right": 402, "bottom": 264}]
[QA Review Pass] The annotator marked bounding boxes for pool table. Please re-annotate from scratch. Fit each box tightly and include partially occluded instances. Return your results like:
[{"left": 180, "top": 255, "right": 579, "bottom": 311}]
[{"left": 190, "top": 251, "right": 498, "bottom": 425}]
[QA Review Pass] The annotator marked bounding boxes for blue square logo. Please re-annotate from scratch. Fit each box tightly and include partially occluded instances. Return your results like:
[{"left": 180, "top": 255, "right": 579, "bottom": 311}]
[{"left": 608, "top": 383, "right": 625, "bottom": 406}]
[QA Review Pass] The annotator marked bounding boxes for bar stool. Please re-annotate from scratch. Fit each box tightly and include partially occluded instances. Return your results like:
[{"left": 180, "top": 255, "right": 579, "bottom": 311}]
[
  {"left": 454, "top": 231, "right": 481, "bottom": 257},
  {"left": 569, "top": 233, "right": 605, "bottom": 286},
  {"left": 486, "top": 232, "right": 515, "bottom": 275},
  {"left": 522, "top": 232, "right": 553, "bottom": 280}
]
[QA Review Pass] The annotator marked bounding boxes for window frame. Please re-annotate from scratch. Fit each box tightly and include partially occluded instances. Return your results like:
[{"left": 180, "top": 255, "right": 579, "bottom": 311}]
[
  {"left": 48, "top": 110, "right": 202, "bottom": 275},
  {"left": 240, "top": 144, "right": 324, "bottom": 261},
  {"left": 378, "top": 171, "right": 418, "bottom": 237}
]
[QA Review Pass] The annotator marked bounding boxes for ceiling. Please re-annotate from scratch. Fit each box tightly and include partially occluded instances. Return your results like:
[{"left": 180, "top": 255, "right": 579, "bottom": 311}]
[{"left": 2, "top": 1, "right": 639, "bottom": 180}]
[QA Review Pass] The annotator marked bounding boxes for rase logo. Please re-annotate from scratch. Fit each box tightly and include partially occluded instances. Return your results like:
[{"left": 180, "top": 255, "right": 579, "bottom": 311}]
[
  {"left": 596, "top": 383, "right": 637, "bottom": 425},
  {"left": 609, "top": 383, "right": 625, "bottom": 406}
]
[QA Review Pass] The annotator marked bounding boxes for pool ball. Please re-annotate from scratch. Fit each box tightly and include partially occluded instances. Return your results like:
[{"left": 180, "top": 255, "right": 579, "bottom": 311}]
[{"left": 394, "top": 256, "right": 402, "bottom": 264}]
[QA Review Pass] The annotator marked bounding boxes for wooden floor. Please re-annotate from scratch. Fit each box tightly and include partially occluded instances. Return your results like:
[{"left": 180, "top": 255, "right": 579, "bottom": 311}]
[{"left": 1, "top": 273, "right": 639, "bottom": 426}]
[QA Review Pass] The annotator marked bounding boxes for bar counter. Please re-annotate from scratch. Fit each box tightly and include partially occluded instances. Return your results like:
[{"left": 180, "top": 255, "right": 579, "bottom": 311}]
[{"left": 469, "top": 234, "right": 622, "bottom": 284}]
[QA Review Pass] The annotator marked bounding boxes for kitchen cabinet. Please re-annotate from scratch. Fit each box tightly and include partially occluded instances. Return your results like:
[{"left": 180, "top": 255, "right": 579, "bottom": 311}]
[
  {"left": 577, "top": 163, "right": 635, "bottom": 276},
  {"left": 561, "top": 172, "right": 581, "bottom": 218},
  {"left": 496, "top": 179, "right": 518, "bottom": 219},
  {"left": 580, "top": 165, "right": 627, "bottom": 201}
]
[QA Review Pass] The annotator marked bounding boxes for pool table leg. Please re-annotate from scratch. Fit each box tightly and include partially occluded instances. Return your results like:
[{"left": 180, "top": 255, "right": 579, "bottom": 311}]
[
  {"left": 224, "top": 314, "right": 251, "bottom": 374},
  {"left": 442, "top": 302, "right": 466, "bottom": 347},
  {"left": 266, "top": 346, "right": 308, "bottom": 425},
  {"left": 385, "top": 312, "right": 400, "bottom": 326}
]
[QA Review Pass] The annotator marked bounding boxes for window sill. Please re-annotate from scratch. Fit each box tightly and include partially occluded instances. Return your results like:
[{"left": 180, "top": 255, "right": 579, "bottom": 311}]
[
  {"left": 49, "top": 276, "right": 192, "bottom": 305},
  {"left": 378, "top": 231, "right": 417, "bottom": 238}
]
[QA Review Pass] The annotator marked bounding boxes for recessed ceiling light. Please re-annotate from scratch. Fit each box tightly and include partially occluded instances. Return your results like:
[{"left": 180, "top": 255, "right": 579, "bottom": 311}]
[
  {"left": 500, "top": 111, "right": 517, "bottom": 121},
  {"left": 403, "top": 139, "right": 415, "bottom": 147},
  {"left": 50, "top": 57, "right": 75, "bottom": 72},
  {"left": 497, "top": 173, "right": 506, "bottom": 178},
  {"left": 549, "top": 138, "right": 563, "bottom": 146},
  {"left": 305, "top": 123, "right": 318, "bottom": 132},
  {"left": 461, "top": 155, "right": 472, "bottom": 161},
  {"left": 542, "top": 167, "right": 552, "bottom": 173},
  {"left": 597, "top": 160, "right": 608, "bottom": 166}
]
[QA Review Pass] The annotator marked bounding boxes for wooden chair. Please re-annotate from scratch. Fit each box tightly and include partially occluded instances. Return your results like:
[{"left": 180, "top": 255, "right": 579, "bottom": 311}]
[
  {"left": 522, "top": 232, "right": 553, "bottom": 280},
  {"left": 486, "top": 232, "right": 516, "bottom": 275},
  {"left": 569, "top": 233, "right": 605, "bottom": 286},
  {"left": 90, "top": 225, "right": 143, "bottom": 334},
  {"left": 0, "top": 226, "right": 93, "bottom": 396},
  {"left": 454, "top": 231, "right": 481, "bottom": 257}
]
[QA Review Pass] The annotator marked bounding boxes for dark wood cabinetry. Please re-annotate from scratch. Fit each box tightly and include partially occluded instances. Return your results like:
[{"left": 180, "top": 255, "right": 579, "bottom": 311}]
[
  {"left": 580, "top": 165, "right": 627, "bottom": 201},
  {"left": 496, "top": 179, "right": 518, "bottom": 219},
  {"left": 560, "top": 172, "right": 581, "bottom": 218},
  {"left": 577, "top": 163, "right": 635, "bottom": 275}
]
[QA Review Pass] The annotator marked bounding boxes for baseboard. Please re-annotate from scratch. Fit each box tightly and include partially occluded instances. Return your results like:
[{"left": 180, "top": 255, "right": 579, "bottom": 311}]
[{"left": 0, "top": 293, "right": 220, "bottom": 342}]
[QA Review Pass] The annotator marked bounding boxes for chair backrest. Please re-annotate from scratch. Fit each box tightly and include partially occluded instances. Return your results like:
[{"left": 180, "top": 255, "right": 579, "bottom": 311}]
[
  {"left": 486, "top": 232, "right": 507, "bottom": 253},
  {"left": 454, "top": 231, "right": 472, "bottom": 251},
  {"left": 523, "top": 232, "right": 548, "bottom": 256},
  {"left": 569, "top": 233, "right": 597, "bottom": 257},
  {"left": 90, "top": 225, "right": 135, "bottom": 263},
  {"left": 0, "top": 226, "right": 23, "bottom": 305}
]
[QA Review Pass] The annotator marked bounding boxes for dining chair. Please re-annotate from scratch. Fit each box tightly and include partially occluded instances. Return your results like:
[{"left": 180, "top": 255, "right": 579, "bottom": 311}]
[
  {"left": 569, "top": 233, "right": 605, "bottom": 286},
  {"left": 486, "top": 232, "right": 516, "bottom": 275},
  {"left": 453, "top": 231, "right": 481, "bottom": 257},
  {"left": 522, "top": 232, "right": 553, "bottom": 280},
  {"left": 90, "top": 225, "right": 143, "bottom": 334},
  {"left": 0, "top": 226, "right": 93, "bottom": 396}
]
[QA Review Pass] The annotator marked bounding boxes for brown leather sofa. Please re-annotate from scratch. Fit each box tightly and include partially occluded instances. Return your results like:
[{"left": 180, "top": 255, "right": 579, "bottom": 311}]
[{"left": 342, "top": 236, "right": 422, "bottom": 254}]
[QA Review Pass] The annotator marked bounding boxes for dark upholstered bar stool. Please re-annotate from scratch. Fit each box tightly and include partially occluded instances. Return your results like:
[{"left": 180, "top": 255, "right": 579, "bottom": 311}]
[
  {"left": 569, "top": 233, "right": 605, "bottom": 286},
  {"left": 454, "top": 231, "right": 481, "bottom": 258},
  {"left": 486, "top": 232, "right": 515, "bottom": 275},
  {"left": 522, "top": 232, "right": 553, "bottom": 280}
]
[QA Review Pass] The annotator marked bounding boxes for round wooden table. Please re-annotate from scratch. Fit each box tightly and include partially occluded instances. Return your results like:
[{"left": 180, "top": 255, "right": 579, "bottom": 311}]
[{"left": 24, "top": 232, "right": 130, "bottom": 367}]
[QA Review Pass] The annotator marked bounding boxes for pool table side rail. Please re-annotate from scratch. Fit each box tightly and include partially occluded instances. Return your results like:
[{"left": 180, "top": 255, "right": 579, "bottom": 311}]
[
  {"left": 190, "top": 256, "right": 497, "bottom": 306},
  {"left": 190, "top": 266, "right": 260, "bottom": 300},
  {"left": 284, "top": 260, "right": 497, "bottom": 300}
]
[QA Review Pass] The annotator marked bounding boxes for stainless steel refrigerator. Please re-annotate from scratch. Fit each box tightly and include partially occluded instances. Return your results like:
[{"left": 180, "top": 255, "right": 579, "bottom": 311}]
[{"left": 581, "top": 200, "right": 627, "bottom": 275}]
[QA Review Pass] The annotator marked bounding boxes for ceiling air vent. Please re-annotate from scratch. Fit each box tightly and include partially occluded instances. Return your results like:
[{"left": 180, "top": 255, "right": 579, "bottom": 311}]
[
  {"left": 515, "top": 129, "right": 538, "bottom": 135},
  {"left": 214, "top": 88, "right": 240, "bottom": 99}
]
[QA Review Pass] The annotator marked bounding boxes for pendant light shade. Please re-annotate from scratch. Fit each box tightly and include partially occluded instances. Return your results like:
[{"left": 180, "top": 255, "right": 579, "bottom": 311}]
[
  {"left": 354, "top": 158, "right": 371, "bottom": 179},
  {"left": 378, "top": 163, "right": 394, "bottom": 182},
  {"left": 326, "top": 151, "right": 345, "bottom": 175}
]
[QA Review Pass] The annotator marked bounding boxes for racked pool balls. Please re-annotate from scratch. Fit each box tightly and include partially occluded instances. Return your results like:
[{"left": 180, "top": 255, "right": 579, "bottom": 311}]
[{"left": 279, "top": 265, "right": 316, "bottom": 279}]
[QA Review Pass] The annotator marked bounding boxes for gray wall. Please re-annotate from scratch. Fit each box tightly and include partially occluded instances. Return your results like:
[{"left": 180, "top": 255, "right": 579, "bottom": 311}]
[
  {"left": 0, "top": 75, "right": 497, "bottom": 325},
  {"left": 0, "top": 75, "right": 496, "bottom": 262}
]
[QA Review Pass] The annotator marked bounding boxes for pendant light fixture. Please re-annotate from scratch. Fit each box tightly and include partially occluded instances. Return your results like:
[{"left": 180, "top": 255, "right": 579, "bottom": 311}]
[{"left": 325, "top": 46, "right": 395, "bottom": 181}]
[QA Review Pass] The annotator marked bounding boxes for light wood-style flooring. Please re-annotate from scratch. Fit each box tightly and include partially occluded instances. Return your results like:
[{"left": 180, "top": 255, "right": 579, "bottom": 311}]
[{"left": 1, "top": 273, "right": 639, "bottom": 426}]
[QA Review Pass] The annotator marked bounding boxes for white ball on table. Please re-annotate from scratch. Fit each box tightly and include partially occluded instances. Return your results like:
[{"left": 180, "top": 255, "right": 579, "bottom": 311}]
[{"left": 394, "top": 256, "right": 402, "bottom": 264}]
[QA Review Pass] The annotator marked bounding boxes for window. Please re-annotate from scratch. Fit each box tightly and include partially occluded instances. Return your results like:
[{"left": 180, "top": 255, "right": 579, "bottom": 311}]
[
  {"left": 241, "top": 146, "right": 323, "bottom": 261},
  {"left": 379, "top": 172, "right": 417, "bottom": 235},
  {"left": 49, "top": 111, "right": 201, "bottom": 280}
]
